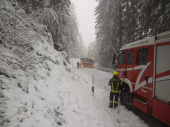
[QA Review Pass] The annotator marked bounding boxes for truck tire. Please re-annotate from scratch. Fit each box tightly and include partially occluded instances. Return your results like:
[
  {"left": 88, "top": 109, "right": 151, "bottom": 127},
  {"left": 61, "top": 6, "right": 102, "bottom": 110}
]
[{"left": 120, "top": 87, "right": 133, "bottom": 109}]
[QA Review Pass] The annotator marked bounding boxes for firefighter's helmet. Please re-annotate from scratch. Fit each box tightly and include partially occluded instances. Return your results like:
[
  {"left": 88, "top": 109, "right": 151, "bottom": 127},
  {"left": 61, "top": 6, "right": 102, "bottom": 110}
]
[{"left": 113, "top": 71, "right": 118, "bottom": 76}]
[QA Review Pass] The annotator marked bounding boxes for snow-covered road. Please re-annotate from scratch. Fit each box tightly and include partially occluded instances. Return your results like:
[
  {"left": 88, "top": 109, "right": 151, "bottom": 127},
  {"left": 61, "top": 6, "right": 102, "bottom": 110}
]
[{"left": 71, "top": 58, "right": 148, "bottom": 127}]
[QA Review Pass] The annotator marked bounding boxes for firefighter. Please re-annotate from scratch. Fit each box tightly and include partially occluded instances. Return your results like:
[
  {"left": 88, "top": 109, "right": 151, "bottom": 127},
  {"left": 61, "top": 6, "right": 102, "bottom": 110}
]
[
  {"left": 108, "top": 71, "right": 122, "bottom": 108},
  {"left": 79, "top": 62, "right": 82, "bottom": 68},
  {"left": 77, "top": 61, "right": 79, "bottom": 69}
]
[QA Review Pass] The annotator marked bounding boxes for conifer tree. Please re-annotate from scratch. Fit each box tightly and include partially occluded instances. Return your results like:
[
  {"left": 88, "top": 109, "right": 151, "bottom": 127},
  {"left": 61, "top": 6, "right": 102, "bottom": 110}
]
[{"left": 95, "top": 0, "right": 170, "bottom": 68}]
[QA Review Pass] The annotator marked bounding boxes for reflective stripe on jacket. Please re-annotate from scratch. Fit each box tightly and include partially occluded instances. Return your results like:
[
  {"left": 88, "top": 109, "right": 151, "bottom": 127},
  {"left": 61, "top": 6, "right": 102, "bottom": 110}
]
[{"left": 108, "top": 76, "right": 122, "bottom": 93}]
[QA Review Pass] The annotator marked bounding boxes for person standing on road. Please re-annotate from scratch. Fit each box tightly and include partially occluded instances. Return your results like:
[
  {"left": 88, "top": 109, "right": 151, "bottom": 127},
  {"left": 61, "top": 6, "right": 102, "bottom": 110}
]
[
  {"left": 108, "top": 71, "right": 122, "bottom": 108},
  {"left": 77, "top": 61, "right": 79, "bottom": 69},
  {"left": 79, "top": 62, "right": 82, "bottom": 68}
]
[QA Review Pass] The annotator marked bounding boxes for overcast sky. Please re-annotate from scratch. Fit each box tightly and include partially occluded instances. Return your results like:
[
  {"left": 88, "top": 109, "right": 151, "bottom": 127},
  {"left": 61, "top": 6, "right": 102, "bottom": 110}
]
[{"left": 71, "top": 0, "right": 98, "bottom": 47}]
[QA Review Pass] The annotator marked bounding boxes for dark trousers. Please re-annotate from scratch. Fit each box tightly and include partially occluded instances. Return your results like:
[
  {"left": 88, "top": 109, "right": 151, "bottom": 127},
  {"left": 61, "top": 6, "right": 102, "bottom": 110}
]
[{"left": 110, "top": 92, "right": 119, "bottom": 107}]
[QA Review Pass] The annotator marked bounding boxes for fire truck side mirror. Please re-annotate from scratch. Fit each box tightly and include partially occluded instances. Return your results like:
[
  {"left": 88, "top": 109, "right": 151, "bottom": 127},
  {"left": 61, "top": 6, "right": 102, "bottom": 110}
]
[{"left": 144, "top": 75, "right": 148, "bottom": 81}]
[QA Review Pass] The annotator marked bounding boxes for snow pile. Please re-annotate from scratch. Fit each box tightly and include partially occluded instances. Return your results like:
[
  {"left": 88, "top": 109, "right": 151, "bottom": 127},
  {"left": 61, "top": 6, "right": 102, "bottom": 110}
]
[
  {"left": 0, "top": 1, "right": 78, "bottom": 126},
  {"left": 0, "top": 13, "right": 72, "bottom": 126}
]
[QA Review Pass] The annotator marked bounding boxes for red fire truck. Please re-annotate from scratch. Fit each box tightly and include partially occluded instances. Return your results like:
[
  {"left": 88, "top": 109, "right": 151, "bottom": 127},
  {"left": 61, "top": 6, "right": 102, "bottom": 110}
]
[{"left": 115, "top": 31, "right": 170, "bottom": 126}]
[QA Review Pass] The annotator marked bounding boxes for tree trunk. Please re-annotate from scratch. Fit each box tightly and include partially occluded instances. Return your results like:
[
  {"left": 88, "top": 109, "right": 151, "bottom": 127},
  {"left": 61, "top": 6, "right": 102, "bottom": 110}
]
[
  {"left": 132, "top": 0, "right": 135, "bottom": 42},
  {"left": 119, "top": 2, "right": 122, "bottom": 49}
]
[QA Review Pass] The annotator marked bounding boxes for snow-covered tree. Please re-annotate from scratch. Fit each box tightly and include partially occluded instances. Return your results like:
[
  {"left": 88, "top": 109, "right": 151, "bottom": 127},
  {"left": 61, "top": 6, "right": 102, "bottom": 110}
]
[
  {"left": 16, "top": 0, "right": 83, "bottom": 57},
  {"left": 95, "top": 0, "right": 170, "bottom": 68},
  {"left": 138, "top": 0, "right": 170, "bottom": 36}
]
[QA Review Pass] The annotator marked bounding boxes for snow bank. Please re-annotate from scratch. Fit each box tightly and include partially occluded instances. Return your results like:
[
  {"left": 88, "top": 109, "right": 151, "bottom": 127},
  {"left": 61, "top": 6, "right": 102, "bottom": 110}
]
[{"left": 0, "top": 1, "right": 80, "bottom": 126}]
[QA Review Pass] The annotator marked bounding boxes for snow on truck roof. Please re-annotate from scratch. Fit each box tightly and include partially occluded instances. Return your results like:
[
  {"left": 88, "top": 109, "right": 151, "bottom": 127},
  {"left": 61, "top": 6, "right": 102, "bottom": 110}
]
[{"left": 120, "top": 36, "right": 155, "bottom": 51}]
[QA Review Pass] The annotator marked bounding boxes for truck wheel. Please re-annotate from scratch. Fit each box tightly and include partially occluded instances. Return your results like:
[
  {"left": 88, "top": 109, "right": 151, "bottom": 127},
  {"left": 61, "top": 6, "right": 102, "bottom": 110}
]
[{"left": 120, "top": 87, "right": 133, "bottom": 109}]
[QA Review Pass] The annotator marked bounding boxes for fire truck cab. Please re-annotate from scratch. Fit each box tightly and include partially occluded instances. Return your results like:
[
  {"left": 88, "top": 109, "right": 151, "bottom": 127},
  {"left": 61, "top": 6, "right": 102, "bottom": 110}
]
[{"left": 116, "top": 31, "right": 170, "bottom": 126}]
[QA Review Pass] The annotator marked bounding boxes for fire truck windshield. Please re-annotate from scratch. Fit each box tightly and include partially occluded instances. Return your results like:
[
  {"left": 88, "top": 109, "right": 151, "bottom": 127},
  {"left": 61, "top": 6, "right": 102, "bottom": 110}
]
[{"left": 118, "top": 52, "right": 126, "bottom": 65}]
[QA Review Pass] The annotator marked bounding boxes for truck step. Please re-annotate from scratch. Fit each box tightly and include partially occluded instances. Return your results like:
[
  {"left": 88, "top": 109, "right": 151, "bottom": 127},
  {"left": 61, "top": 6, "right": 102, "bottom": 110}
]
[{"left": 134, "top": 98, "right": 146, "bottom": 105}]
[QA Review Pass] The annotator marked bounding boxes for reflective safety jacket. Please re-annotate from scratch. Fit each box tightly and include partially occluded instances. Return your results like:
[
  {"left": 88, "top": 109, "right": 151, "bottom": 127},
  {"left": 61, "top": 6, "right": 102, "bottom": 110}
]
[{"left": 108, "top": 76, "right": 122, "bottom": 93}]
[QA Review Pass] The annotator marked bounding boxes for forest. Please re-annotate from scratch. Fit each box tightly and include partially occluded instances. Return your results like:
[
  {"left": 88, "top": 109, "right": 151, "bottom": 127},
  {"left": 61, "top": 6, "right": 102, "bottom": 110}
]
[{"left": 88, "top": 0, "right": 170, "bottom": 68}]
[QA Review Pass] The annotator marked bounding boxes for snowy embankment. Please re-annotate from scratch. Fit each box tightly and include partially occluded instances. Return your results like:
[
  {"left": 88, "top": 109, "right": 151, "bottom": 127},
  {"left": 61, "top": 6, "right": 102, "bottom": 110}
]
[{"left": 0, "top": 48, "right": 109, "bottom": 127}]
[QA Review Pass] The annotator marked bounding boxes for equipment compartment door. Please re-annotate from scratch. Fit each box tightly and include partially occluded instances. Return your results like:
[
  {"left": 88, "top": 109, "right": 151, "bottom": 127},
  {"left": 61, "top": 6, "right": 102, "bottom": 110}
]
[
  {"left": 153, "top": 44, "right": 170, "bottom": 124},
  {"left": 155, "top": 44, "right": 170, "bottom": 102}
]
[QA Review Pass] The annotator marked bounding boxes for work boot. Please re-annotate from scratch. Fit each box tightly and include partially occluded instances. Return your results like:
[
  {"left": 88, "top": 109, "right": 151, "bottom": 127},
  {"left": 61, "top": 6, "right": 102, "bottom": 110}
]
[
  {"left": 114, "top": 104, "right": 118, "bottom": 108},
  {"left": 109, "top": 103, "right": 113, "bottom": 108}
]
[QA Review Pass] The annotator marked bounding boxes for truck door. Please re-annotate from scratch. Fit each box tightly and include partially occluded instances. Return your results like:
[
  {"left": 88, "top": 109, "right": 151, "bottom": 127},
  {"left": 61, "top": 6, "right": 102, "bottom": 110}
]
[
  {"left": 134, "top": 47, "right": 150, "bottom": 98},
  {"left": 126, "top": 50, "right": 135, "bottom": 82},
  {"left": 155, "top": 44, "right": 170, "bottom": 102},
  {"left": 117, "top": 51, "right": 127, "bottom": 78}
]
